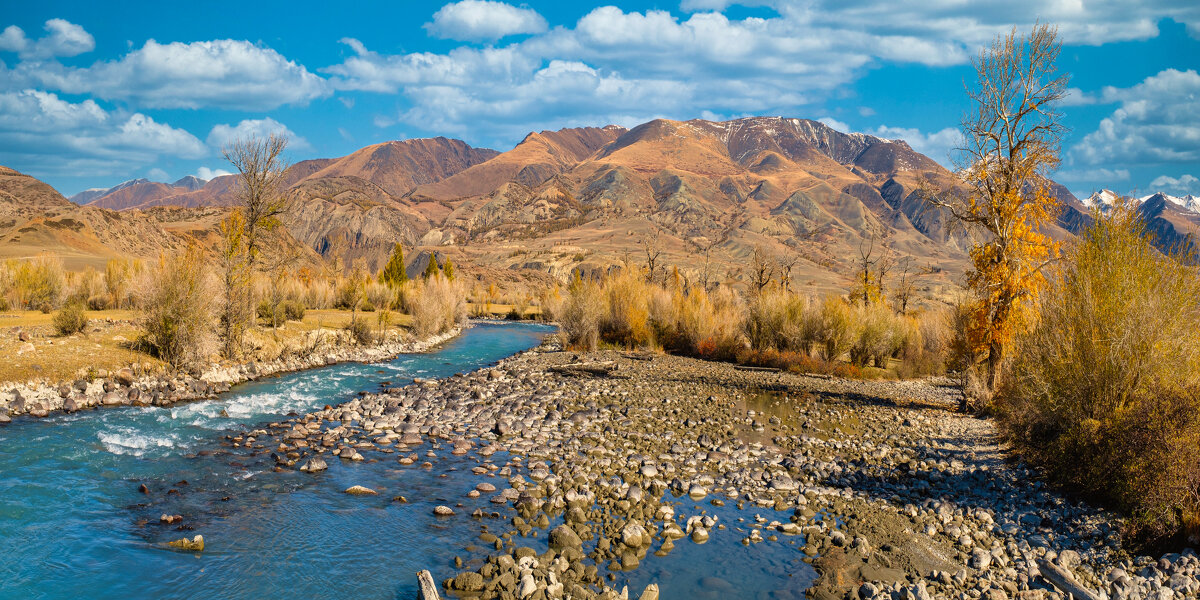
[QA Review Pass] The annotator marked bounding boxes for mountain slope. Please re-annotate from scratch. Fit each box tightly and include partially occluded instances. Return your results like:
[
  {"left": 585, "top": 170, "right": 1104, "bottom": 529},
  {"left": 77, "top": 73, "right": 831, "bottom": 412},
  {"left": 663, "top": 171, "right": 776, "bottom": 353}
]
[{"left": 6, "top": 116, "right": 1111, "bottom": 295}]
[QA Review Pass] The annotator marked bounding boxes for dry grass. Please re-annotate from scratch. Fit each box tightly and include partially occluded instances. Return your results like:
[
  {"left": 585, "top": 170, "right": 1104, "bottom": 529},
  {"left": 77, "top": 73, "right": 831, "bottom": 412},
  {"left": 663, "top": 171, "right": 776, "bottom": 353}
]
[
  {"left": 0, "top": 310, "right": 154, "bottom": 383},
  {"left": 0, "top": 308, "right": 425, "bottom": 385}
]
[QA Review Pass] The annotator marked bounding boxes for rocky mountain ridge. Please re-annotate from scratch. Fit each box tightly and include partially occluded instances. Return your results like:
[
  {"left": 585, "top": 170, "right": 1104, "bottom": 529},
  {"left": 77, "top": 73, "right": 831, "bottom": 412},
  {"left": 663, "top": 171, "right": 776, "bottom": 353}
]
[{"left": 2, "top": 116, "right": 1128, "bottom": 295}]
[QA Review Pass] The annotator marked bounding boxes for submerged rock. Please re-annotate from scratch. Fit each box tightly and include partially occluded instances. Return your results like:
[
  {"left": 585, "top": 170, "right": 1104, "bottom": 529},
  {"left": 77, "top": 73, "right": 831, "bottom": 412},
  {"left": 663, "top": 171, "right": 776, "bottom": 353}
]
[{"left": 167, "top": 535, "right": 204, "bottom": 552}]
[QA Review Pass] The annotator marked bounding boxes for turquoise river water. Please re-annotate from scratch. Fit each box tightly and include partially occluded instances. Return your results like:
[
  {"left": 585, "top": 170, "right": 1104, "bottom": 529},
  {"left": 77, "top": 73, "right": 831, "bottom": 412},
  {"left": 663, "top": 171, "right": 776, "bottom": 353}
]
[{"left": 0, "top": 321, "right": 813, "bottom": 599}]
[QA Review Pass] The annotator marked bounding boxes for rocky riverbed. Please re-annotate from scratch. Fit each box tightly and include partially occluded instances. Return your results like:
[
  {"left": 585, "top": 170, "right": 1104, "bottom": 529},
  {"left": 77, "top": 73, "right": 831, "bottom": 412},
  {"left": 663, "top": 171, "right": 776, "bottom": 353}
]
[
  {"left": 214, "top": 342, "right": 1197, "bottom": 600},
  {"left": 0, "top": 327, "right": 460, "bottom": 422}
]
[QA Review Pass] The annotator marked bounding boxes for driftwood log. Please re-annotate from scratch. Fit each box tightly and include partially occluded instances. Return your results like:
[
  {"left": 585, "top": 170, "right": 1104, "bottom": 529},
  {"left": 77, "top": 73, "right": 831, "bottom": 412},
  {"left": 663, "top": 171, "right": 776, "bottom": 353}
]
[
  {"left": 621, "top": 352, "right": 656, "bottom": 361},
  {"left": 1036, "top": 559, "right": 1102, "bottom": 600},
  {"left": 416, "top": 570, "right": 441, "bottom": 600},
  {"left": 734, "top": 365, "right": 782, "bottom": 373},
  {"left": 549, "top": 362, "right": 617, "bottom": 376}
]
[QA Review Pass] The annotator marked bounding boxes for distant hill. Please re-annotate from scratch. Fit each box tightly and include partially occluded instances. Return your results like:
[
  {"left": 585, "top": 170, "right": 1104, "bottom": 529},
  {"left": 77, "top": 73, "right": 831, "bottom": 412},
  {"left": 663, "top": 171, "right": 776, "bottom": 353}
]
[
  {"left": 1083, "top": 189, "right": 1200, "bottom": 255},
  {"left": 5, "top": 116, "right": 1124, "bottom": 297}
]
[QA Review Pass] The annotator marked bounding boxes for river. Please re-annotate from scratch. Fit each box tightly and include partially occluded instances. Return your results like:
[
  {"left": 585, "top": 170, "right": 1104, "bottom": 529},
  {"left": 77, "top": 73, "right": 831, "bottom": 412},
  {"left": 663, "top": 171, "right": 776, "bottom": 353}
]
[{"left": 0, "top": 321, "right": 813, "bottom": 599}]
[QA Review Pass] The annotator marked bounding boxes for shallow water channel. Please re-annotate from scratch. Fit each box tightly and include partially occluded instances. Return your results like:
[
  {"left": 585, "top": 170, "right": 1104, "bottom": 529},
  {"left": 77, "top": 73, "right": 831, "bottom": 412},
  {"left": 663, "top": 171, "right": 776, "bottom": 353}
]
[{"left": 0, "top": 321, "right": 814, "bottom": 599}]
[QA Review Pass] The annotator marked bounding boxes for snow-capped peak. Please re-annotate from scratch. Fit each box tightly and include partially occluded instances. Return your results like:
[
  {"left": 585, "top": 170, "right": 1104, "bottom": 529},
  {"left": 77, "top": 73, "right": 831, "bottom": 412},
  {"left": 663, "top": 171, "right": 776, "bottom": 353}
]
[
  {"left": 1140, "top": 192, "right": 1200, "bottom": 214},
  {"left": 1082, "top": 189, "right": 1129, "bottom": 212}
]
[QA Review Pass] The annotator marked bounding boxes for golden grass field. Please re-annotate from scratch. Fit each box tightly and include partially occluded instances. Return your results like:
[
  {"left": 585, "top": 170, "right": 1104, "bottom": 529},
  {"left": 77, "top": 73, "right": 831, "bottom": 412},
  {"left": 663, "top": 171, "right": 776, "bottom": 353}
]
[{"left": 0, "top": 304, "right": 540, "bottom": 386}]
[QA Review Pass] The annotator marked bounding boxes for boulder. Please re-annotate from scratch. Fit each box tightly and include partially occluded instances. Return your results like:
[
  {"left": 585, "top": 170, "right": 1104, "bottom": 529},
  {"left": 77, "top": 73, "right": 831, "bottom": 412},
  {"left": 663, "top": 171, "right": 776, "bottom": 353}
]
[
  {"left": 621, "top": 521, "right": 650, "bottom": 547},
  {"left": 114, "top": 368, "right": 135, "bottom": 386},
  {"left": 300, "top": 457, "right": 327, "bottom": 473},
  {"left": 549, "top": 524, "right": 583, "bottom": 551},
  {"left": 344, "top": 485, "right": 378, "bottom": 495},
  {"left": 450, "top": 572, "right": 483, "bottom": 592},
  {"left": 433, "top": 505, "right": 455, "bottom": 516}
]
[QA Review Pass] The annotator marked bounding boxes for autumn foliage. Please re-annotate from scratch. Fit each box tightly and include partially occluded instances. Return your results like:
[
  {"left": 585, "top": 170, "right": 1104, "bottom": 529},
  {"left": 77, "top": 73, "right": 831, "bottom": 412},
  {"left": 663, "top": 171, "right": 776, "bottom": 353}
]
[{"left": 929, "top": 24, "right": 1068, "bottom": 397}]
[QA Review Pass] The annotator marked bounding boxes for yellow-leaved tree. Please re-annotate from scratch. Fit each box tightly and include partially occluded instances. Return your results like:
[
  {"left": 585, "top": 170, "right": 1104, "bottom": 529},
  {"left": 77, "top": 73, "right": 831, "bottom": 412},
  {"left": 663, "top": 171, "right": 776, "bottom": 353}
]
[{"left": 928, "top": 23, "right": 1068, "bottom": 399}]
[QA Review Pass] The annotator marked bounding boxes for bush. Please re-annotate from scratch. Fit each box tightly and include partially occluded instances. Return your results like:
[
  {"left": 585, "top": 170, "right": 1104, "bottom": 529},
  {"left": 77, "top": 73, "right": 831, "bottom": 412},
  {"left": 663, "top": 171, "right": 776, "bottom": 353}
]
[
  {"left": 999, "top": 202, "right": 1200, "bottom": 540},
  {"left": 345, "top": 316, "right": 374, "bottom": 344},
  {"left": 601, "top": 269, "right": 654, "bottom": 348},
  {"left": 53, "top": 301, "right": 88, "bottom": 336},
  {"left": 558, "top": 274, "right": 603, "bottom": 350},
  {"left": 13, "top": 255, "right": 65, "bottom": 311},
  {"left": 745, "top": 287, "right": 806, "bottom": 352},
  {"left": 364, "top": 281, "right": 392, "bottom": 311},
  {"left": 281, "top": 299, "right": 305, "bottom": 322},
  {"left": 409, "top": 274, "right": 468, "bottom": 338},
  {"left": 138, "top": 247, "right": 217, "bottom": 367},
  {"left": 894, "top": 311, "right": 948, "bottom": 378},
  {"left": 814, "top": 295, "right": 856, "bottom": 362}
]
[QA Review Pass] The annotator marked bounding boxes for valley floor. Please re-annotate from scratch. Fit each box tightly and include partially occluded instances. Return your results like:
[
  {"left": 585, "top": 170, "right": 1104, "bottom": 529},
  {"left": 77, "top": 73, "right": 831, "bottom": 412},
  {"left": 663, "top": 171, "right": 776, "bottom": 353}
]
[{"left": 247, "top": 344, "right": 1197, "bottom": 600}]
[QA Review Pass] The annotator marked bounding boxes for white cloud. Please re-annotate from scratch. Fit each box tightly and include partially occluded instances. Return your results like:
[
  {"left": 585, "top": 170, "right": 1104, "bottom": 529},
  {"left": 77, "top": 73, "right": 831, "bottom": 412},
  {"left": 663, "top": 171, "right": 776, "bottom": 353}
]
[
  {"left": 1071, "top": 69, "right": 1200, "bottom": 166},
  {"left": 0, "top": 89, "right": 206, "bottom": 177},
  {"left": 10, "top": 39, "right": 328, "bottom": 110},
  {"left": 817, "top": 117, "right": 850, "bottom": 133},
  {"left": 146, "top": 167, "right": 168, "bottom": 181},
  {"left": 868, "top": 125, "right": 962, "bottom": 168},
  {"left": 1054, "top": 167, "right": 1131, "bottom": 182},
  {"left": 206, "top": 118, "right": 311, "bottom": 150},
  {"left": 1150, "top": 173, "right": 1199, "bottom": 195},
  {"left": 0, "top": 19, "right": 94, "bottom": 60},
  {"left": 425, "top": 1, "right": 547, "bottom": 41},
  {"left": 196, "top": 166, "right": 232, "bottom": 180}
]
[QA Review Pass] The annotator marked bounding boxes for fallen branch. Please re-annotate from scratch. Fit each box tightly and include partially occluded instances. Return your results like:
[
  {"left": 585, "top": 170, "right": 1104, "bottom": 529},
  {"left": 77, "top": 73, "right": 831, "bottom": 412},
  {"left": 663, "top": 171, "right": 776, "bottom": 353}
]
[
  {"left": 1036, "top": 559, "right": 1102, "bottom": 600},
  {"left": 549, "top": 361, "right": 617, "bottom": 376},
  {"left": 416, "top": 569, "right": 441, "bottom": 600},
  {"left": 735, "top": 365, "right": 781, "bottom": 373}
]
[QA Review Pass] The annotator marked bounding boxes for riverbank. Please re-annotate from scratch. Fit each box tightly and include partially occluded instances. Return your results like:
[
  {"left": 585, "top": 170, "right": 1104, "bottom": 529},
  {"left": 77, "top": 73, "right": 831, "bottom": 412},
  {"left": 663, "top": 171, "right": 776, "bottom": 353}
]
[
  {"left": 0, "top": 322, "right": 462, "bottom": 423},
  {"left": 244, "top": 343, "right": 1196, "bottom": 600}
]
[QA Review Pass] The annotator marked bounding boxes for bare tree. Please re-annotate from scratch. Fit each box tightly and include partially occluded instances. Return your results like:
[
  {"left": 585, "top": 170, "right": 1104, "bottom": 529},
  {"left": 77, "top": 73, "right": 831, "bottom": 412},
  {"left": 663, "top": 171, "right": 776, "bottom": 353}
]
[
  {"left": 780, "top": 255, "right": 800, "bottom": 293},
  {"left": 749, "top": 245, "right": 774, "bottom": 294},
  {"left": 223, "top": 133, "right": 291, "bottom": 271},
  {"left": 854, "top": 235, "right": 878, "bottom": 307},
  {"left": 218, "top": 133, "right": 291, "bottom": 357},
  {"left": 875, "top": 240, "right": 894, "bottom": 303},
  {"left": 893, "top": 256, "right": 917, "bottom": 315},
  {"left": 643, "top": 239, "right": 662, "bottom": 283},
  {"left": 699, "top": 240, "right": 716, "bottom": 291}
]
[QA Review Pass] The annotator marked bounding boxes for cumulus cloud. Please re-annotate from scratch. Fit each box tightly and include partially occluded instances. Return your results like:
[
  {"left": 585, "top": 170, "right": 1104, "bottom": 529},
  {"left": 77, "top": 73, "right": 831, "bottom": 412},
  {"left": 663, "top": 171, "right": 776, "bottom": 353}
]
[
  {"left": 206, "top": 118, "right": 311, "bottom": 150},
  {"left": 0, "top": 19, "right": 94, "bottom": 60},
  {"left": 1054, "top": 167, "right": 1131, "bottom": 182},
  {"left": 0, "top": 89, "right": 206, "bottom": 176},
  {"left": 1071, "top": 69, "right": 1200, "bottom": 166},
  {"left": 1150, "top": 173, "right": 1199, "bottom": 195},
  {"left": 196, "top": 166, "right": 233, "bottom": 180},
  {"left": 425, "top": 1, "right": 547, "bottom": 41},
  {"left": 8, "top": 39, "right": 328, "bottom": 110},
  {"left": 868, "top": 125, "right": 962, "bottom": 168},
  {"left": 146, "top": 167, "right": 168, "bottom": 181}
]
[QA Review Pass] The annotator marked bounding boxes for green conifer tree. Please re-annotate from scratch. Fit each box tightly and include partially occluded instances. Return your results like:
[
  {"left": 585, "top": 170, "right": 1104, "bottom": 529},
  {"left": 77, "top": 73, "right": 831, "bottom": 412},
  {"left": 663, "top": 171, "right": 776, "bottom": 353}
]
[
  {"left": 379, "top": 243, "right": 407, "bottom": 287},
  {"left": 423, "top": 255, "right": 441, "bottom": 279},
  {"left": 443, "top": 257, "right": 455, "bottom": 281}
]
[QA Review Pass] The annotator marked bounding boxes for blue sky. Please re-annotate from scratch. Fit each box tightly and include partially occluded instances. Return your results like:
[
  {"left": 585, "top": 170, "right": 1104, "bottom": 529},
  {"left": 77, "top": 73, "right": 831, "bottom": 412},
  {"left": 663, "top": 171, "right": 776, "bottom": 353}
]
[{"left": 1, "top": 0, "right": 1197, "bottom": 200}]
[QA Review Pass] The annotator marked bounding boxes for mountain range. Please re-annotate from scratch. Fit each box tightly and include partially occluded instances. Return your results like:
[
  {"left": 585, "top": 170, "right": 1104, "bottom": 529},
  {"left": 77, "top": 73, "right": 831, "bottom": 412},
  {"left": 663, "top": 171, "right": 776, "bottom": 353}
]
[{"left": 4, "top": 116, "right": 1192, "bottom": 295}]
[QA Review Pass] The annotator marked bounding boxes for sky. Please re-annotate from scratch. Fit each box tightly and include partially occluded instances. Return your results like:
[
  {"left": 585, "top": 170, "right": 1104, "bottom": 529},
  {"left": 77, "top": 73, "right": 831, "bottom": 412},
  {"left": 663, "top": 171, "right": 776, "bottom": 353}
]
[{"left": 0, "top": 0, "right": 1197, "bottom": 200}]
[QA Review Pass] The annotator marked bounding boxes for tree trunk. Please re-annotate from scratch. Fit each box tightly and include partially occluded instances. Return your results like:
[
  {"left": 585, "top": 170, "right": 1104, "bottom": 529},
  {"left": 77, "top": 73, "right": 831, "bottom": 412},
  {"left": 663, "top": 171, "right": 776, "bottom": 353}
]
[{"left": 987, "top": 339, "right": 1003, "bottom": 391}]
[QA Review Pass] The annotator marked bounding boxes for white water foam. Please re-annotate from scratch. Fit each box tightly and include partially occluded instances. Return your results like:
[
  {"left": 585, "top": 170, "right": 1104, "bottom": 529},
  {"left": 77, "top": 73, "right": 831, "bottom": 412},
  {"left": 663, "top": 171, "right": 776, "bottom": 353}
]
[{"left": 97, "top": 426, "right": 181, "bottom": 457}]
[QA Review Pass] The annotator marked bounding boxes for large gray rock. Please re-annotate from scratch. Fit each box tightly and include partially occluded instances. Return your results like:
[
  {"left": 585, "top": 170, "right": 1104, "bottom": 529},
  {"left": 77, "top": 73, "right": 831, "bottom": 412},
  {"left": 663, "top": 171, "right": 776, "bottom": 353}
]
[
  {"left": 300, "top": 457, "right": 327, "bottom": 473},
  {"left": 549, "top": 524, "right": 583, "bottom": 551}
]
